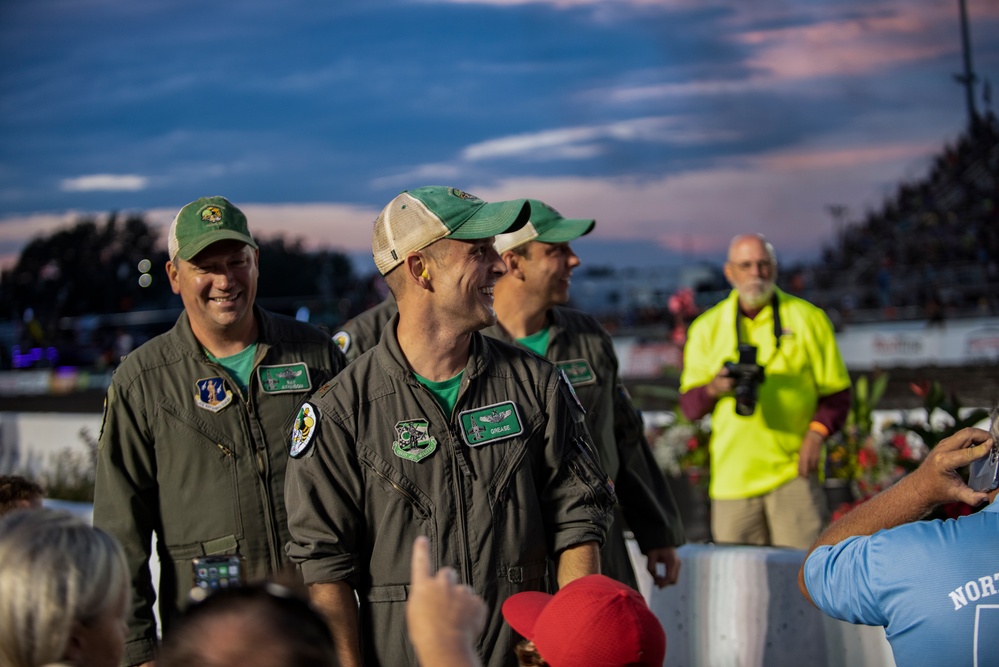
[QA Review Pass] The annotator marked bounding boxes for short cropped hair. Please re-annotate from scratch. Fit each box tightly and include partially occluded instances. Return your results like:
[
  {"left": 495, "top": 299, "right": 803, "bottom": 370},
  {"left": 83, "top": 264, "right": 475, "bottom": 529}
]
[
  {"left": 0, "top": 475, "right": 44, "bottom": 516},
  {"left": 157, "top": 582, "right": 337, "bottom": 667}
]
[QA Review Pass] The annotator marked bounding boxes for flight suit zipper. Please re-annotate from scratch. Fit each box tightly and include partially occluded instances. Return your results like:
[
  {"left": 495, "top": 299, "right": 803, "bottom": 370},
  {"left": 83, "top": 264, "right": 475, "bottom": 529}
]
[
  {"left": 447, "top": 386, "right": 475, "bottom": 588},
  {"left": 413, "top": 380, "right": 475, "bottom": 586}
]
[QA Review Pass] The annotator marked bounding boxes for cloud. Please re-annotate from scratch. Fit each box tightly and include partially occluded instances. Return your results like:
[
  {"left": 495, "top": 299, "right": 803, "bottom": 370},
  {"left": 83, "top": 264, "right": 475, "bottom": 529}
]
[
  {"left": 456, "top": 136, "right": 940, "bottom": 260},
  {"left": 0, "top": 133, "right": 951, "bottom": 273},
  {"left": 60, "top": 174, "right": 150, "bottom": 192},
  {"left": 462, "top": 116, "right": 737, "bottom": 162},
  {"left": 739, "top": 12, "right": 953, "bottom": 81}
]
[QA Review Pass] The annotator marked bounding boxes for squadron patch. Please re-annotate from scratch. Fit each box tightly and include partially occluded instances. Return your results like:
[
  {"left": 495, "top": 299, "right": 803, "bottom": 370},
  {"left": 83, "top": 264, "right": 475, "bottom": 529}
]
[
  {"left": 195, "top": 377, "right": 233, "bottom": 413},
  {"left": 556, "top": 359, "right": 596, "bottom": 387},
  {"left": 258, "top": 363, "right": 312, "bottom": 394},
  {"left": 459, "top": 401, "right": 523, "bottom": 447},
  {"left": 332, "top": 331, "right": 351, "bottom": 355},
  {"left": 290, "top": 403, "right": 320, "bottom": 458},
  {"left": 392, "top": 420, "right": 438, "bottom": 462}
]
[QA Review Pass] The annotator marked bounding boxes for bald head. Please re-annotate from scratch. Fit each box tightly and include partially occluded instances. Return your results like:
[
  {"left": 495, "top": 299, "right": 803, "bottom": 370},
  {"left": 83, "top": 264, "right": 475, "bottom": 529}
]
[
  {"left": 727, "top": 234, "right": 776, "bottom": 265},
  {"left": 724, "top": 234, "right": 778, "bottom": 312}
]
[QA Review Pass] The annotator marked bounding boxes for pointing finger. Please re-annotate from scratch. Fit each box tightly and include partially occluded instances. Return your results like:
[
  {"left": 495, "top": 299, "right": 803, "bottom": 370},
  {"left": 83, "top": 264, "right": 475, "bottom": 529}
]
[{"left": 411, "top": 536, "right": 431, "bottom": 583}]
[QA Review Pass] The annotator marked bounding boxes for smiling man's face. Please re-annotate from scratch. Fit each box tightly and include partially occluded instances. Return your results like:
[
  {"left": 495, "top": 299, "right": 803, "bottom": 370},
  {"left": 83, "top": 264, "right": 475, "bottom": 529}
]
[{"left": 167, "top": 240, "right": 259, "bottom": 339}]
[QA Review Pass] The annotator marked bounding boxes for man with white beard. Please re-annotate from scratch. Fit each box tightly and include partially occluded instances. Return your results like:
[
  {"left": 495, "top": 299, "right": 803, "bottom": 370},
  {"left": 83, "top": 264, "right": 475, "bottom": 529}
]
[{"left": 678, "top": 234, "right": 851, "bottom": 548}]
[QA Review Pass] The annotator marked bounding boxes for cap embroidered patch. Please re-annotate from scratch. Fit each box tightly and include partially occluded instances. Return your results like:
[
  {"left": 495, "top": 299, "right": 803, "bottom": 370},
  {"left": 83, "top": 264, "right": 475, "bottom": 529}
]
[
  {"left": 556, "top": 359, "right": 596, "bottom": 387},
  {"left": 459, "top": 401, "right": 523, "bottom": 447},
  {"left": 258, "top": 363, "right": 312, "bottom": 394},
  {"left": 332, "top": 331, "right": 351, "bottom": 354},
  {"left": 202, "top": 206, "right": 223, "bottom": 223},
  {"left": 393, "top": 420, "right": 438, "bottom": 462},
  {"left": 290, "top": 403, "right": 319, "bottom": 458},
  {"left": 195, "top": 377, "right": 233, "bottom": 413}
]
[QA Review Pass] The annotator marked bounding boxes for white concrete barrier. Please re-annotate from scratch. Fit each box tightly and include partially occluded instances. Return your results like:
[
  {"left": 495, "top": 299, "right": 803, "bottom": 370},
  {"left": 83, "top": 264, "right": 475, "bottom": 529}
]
[{"left": 628, "top": 542, "right": 896, "bottom": 667}]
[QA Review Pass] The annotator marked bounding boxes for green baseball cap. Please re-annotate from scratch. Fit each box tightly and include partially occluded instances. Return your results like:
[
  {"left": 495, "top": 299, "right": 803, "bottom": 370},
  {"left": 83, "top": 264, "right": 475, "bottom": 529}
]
[
  {"left": 167, "top": 196, "right": 258, "bottom": 261},
  {"left": 493, "top": 199, "right": 595, "bottom": 254},
  {"left": 372, "top": 186, "right": 531, "bottom": 275}
]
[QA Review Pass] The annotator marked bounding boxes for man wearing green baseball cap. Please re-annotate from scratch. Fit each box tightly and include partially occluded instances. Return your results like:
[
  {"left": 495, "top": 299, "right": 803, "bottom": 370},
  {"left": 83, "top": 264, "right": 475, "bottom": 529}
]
[
  {"left": 286, "top": 186, "right": 615, "bottom": 667},
  {"left": 487, "top": 199, "right": 686, "bottom": 592},
  {"left": 94, "top": 196, "right": 346, "bottom": 666}
]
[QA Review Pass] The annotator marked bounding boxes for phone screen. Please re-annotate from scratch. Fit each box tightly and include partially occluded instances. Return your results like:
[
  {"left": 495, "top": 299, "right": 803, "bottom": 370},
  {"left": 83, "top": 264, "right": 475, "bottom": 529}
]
[
  {"left": 192, "top": 555, "right": 244, "bottom": 591},
  {"left": 969, "top": 445, "right": 999, "bottom": 493}
]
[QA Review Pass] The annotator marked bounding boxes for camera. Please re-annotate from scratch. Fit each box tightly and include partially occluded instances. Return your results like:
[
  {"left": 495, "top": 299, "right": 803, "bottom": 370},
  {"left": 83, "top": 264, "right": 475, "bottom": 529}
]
[{"left": 724, "top": 344, "right": 765, "bottom": 417}]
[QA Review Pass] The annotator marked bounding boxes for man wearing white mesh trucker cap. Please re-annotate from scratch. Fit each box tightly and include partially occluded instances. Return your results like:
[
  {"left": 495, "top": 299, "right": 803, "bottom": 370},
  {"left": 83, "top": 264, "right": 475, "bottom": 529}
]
[
  {"left": 285, "top": 186, "right": 615, "bottom": 667},
  {"left": 93, "top": 196, "right": 346, "bottom": 666},
  {"left": 485, "top": 199, "right": 686, "bottom": 592}
]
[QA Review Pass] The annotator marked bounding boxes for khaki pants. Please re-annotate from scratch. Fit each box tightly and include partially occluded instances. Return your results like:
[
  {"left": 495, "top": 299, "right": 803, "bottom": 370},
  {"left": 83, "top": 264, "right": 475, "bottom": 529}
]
[{"left": 711, "top": 476, "right": 827, "bottom": 549}]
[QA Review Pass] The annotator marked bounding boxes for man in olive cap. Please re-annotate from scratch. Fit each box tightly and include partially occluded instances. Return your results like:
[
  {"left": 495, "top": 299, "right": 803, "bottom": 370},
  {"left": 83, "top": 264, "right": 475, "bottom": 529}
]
[
  {"left": 285, "top": 186, "right": 614, "bottom": 667},
  {"left": 94, "top": 196, "right": 345, "bottom": 666},
  {"left": 487, "top": 199, "right": 685, "bottom": 591}
]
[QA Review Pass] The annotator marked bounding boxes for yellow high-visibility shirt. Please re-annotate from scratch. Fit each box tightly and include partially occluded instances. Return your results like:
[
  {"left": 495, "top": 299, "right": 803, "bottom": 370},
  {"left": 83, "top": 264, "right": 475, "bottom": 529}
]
[{"left": 680, "top": 288, "right": 851, "bottom": 499}]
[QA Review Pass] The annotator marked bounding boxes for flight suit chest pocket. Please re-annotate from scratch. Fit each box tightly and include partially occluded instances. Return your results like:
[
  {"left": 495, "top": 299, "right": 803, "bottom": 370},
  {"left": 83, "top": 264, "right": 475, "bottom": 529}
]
[
  {"left": 357, "top": 446, "right": 435, "bottom": 524},
  {"left": 155, "top": 404, "right": 243, "bottom": 543}
]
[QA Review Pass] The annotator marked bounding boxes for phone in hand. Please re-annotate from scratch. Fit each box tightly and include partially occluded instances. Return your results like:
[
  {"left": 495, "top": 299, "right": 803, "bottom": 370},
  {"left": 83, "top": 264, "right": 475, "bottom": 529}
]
[
  {"left": 192, "top": 554, "right": 244, "bottom": 591},
  {"left": 969, "top": 445, "right": 999, "bottom": 492}
]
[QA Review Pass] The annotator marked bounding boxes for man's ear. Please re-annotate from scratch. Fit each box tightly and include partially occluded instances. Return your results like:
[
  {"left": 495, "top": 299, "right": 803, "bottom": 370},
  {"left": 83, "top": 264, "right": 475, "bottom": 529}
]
[
  {"left": 502, "top": 250, "right": 526, "bottom": 280},
  {"left": 403, "top": 253, "right": 432, "bottom": 289},
  {"left": 722, "top": 262, "right": 735, "bottom": 288},
  {"left": 165, "top": 260, "right": 182, "bottom": 295},
  {"left": 63, "top": 621, "right": 86, "bottom": 664}
]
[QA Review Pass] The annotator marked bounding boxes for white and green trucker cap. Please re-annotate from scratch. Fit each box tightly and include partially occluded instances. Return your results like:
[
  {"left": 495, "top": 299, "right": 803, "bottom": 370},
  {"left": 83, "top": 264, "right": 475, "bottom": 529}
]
[
  {"left": 372, "top": 186, "right": 531, "bottom": 275},
  {"left": 493, "top": 199, "right": 595, "bottom": 254}
]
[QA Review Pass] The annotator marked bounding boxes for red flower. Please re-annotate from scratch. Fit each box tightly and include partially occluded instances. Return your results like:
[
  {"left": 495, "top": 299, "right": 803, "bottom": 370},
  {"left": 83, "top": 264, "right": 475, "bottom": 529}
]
[
  {"left": 686, "top": 437, "right": 700, "bottom": 452},
  {"left": 858, "top": 448, "right": 878, "bottom": 468},
  {"left": 909, "top": 380, "right": 931, "bottom": 398}
]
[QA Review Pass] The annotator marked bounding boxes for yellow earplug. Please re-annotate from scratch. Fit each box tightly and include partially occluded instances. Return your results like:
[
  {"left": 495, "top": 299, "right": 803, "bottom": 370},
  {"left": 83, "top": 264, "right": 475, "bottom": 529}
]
[{"left": 421, "top": 269, "right": 430, "bottom": 279}]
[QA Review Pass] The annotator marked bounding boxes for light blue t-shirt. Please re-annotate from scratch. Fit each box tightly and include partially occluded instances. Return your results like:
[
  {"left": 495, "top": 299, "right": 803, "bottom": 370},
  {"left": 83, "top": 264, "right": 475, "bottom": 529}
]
[{"left": 804, "top": 502, "right": 999, "bottom": 667}]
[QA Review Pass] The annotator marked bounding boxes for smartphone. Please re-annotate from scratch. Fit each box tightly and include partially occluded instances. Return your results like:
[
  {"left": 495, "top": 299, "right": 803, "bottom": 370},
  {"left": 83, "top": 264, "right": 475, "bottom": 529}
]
[
  {"left": 192, "top": 554, "right": 244, "bottom": 591},
  {"left": 969, "top": 445, "right": 999, "bottom": 492}
]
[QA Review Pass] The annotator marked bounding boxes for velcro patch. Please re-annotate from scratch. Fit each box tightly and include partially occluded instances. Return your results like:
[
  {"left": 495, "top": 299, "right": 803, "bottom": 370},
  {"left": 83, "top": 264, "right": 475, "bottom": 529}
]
[
  {"left": 259, "top": 363, "right": 312, "bottom": 394},
  {"left": 332, "top": 331, "right": 351, "bottom": 355},
  {"left": 459, "top": 401, "right": 523, "bottom": 447},
  {"left": 290, "top": 402, "right": 320, "bottom": 458},
  {"left": 556, "top": 358, "right": 596, "bottom": 386},
  {"left": 195, "top": 377, "right": 233, "bottom": 413}
]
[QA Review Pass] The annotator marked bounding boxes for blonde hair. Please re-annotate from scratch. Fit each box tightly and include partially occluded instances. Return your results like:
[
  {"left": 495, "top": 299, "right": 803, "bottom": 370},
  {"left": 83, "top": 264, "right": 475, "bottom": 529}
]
[{"left": 0, "top": 508, "right": 129, "bottom": 667}]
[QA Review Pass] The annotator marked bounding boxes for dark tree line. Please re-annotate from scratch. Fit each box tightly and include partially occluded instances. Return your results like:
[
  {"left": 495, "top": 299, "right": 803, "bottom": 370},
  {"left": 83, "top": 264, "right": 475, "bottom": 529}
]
[{"left": 0, "top": 213, "right": 364, "bottom": 365}]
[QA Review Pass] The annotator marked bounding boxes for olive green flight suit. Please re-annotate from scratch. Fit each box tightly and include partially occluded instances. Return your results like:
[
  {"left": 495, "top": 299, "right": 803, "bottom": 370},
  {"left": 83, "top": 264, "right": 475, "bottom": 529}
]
[
  {"left": 285, "top": 321, "right": 614, "bottom": 667},
  {"left": 94, "top": 308, "right": 345, "bottom": 666}
]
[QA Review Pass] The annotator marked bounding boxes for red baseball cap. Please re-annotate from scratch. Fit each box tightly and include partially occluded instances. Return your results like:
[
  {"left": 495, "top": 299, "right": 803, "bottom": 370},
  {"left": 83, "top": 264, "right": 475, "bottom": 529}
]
[{"left": 501, "top": 574, "right": 666, "bottom": 666}]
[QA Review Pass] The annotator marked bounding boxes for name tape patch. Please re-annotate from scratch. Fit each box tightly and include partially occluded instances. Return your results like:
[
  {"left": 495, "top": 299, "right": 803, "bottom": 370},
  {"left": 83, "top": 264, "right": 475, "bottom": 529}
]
[
  {"left": 259, "top": 363, "right": 312, "bottom": 394},
  {"left": 556, "top": 358, "right": 596, "bottom": 387},
  {"left": 459, "top": 401, "right": 523, "bottom": 447}
]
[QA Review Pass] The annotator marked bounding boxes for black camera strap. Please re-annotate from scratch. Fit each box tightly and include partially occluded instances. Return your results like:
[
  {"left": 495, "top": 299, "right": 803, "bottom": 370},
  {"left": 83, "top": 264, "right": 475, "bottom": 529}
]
[{"left": 735, "top": 291, "right": 782, "bottom": 355}]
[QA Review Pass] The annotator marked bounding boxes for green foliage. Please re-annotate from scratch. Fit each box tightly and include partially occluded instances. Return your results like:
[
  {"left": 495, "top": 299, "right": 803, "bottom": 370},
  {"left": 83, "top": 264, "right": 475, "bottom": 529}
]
[
  {"left": 650, "top": 405, "right": 711, "bottom": 490},
  {"left": 828, "top": 373, "right": 989, "bottom": 516},
  {"left": 20, "top": 427, "right": 98, "bottom": 503},
  {"left": 902, "top": 379, "right": 989, "bottom": 448}
]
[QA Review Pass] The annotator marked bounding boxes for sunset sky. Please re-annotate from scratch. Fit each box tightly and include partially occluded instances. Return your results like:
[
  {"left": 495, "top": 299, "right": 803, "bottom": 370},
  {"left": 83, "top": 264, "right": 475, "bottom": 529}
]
[{"left": 1, "top": 0, "right": 997, "bottom": 274}]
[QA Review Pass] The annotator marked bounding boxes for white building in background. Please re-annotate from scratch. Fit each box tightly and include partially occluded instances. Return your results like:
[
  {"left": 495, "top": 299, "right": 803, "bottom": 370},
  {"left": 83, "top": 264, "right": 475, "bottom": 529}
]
[{"left": 569, "top": 261, "right": 725, "bottom": 319}]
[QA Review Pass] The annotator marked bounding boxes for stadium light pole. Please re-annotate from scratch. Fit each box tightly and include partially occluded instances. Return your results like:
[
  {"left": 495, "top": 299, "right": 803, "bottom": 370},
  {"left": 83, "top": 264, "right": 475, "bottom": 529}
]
[{"left": 955, "top": 0, "right": 979, "bottom": 128}]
